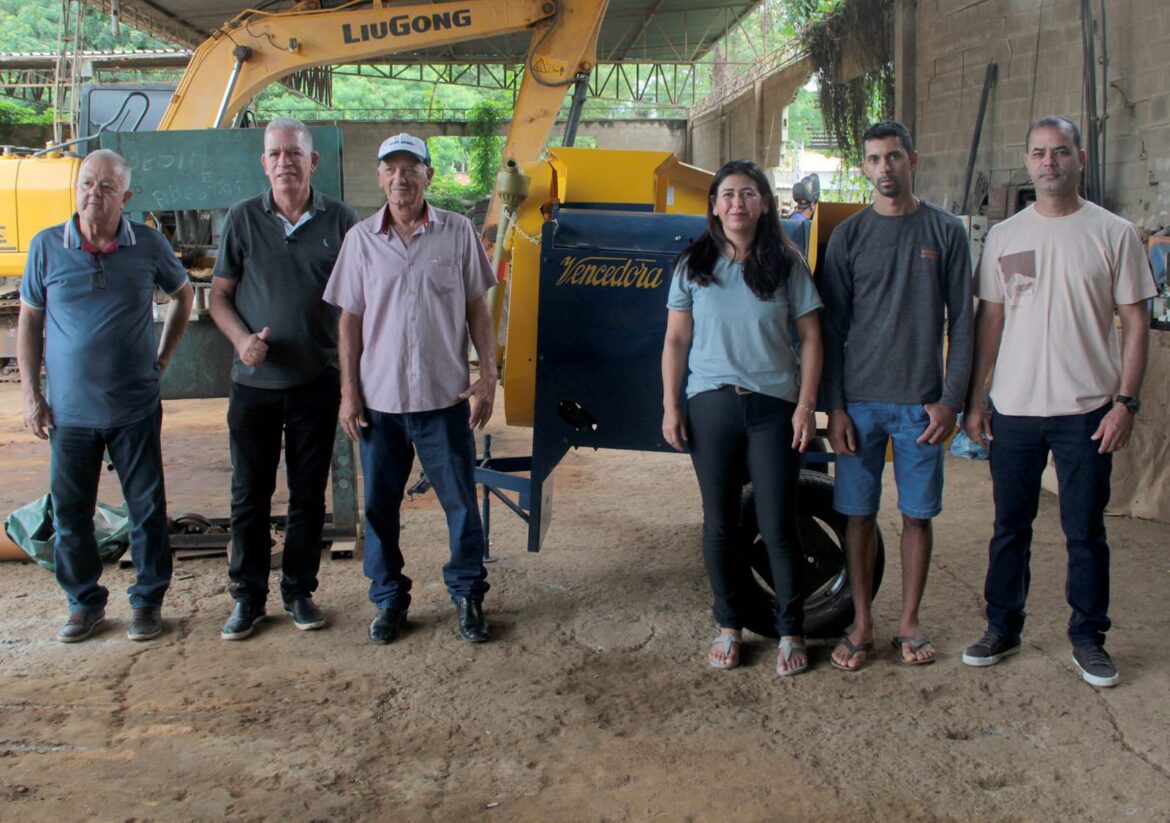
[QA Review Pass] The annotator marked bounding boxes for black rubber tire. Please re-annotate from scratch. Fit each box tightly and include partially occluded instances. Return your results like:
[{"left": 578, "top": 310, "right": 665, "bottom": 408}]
[{"left": 738, "top": 469, "right": 885, "bottom": 640}]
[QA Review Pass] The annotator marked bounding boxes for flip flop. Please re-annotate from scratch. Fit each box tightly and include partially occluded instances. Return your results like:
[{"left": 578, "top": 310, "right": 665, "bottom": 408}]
[
  {"left": 892, "top": 634, "right": 937, "bottom": 666},
  {"left": 708, "top": 634, "right": 741, "bottom": 670},
  {"left": 830, "top": 635, "right": 874, "bottom": 672},
  {"left": 776, "top": 638, "right": 808, "bottom": 677}
]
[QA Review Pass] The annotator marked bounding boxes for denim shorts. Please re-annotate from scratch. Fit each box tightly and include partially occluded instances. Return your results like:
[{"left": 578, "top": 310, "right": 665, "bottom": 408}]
[{"left": 833, "top": 401, "right": 945, "bottom": 519}]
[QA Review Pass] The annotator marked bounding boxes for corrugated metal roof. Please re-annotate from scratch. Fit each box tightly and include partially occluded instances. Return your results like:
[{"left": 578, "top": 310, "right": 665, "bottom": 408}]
[{"left": 103, "top": 0, "right": 763, "bottom": 62}]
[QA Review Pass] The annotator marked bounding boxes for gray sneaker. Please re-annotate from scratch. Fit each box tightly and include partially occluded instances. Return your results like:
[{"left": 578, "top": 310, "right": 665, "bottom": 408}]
[
  {"left": 57, "top": 608, "right": 105, "bottom": 643},
  {"left": 127, "top": 606, "right": 163, "bottom": 641},
  {"left": 1072, "top": 645, "right": 1119, "bottom": 688},
  {"left": 961, "top": 631, "right": 1021, "bottom": 667}
]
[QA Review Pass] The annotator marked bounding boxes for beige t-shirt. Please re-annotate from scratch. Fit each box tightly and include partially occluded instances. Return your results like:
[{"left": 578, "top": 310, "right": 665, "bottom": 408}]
[{"left": 976, "top": 201, "right": 1155, "bottom": 416}]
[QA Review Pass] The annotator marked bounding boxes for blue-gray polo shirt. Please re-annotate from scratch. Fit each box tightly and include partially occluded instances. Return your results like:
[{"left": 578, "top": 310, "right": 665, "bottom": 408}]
[
  {"left": 213, "top": 188, "right": 359, "bottom": 389},
  {"left": 20, "top": 216, "right": 190, "bottom": 428}
]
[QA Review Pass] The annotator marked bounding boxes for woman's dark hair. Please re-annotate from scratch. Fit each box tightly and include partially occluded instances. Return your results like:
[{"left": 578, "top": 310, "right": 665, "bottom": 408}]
[{"left": 677, "top": 159, "right": 803, "bottom": 300}]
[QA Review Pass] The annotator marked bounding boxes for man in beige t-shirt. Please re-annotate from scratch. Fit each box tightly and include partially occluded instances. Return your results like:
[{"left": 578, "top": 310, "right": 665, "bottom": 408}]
[{"left": 961, "top": 116, "right": 1155, "bottom": 688}]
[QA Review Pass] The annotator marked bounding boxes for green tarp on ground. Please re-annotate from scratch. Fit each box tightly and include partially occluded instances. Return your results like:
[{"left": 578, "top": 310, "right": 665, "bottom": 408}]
[{"left": 4, "top": 494, "right": 130, "bottom": 571}]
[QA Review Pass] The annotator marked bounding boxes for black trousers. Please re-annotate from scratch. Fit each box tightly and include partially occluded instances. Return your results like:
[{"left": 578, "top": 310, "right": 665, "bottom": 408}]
[
  {"left": 686, "top": 386, "right": 804, "bottom": 636},
  {"left": 227, "top": 368, "right": 341, "bottom": 605}
]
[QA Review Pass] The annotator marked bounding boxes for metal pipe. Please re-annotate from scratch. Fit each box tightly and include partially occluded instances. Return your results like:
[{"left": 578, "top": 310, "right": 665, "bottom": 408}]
[
  {"left": 561, "top": 73, "right": 590, "bottom": 147},
  {"left": 1079, "top": 0, "right": 1101, "bottom": 203},
  {"left": 213, "top": 46, "right": 252, "bottom": 129},
  {"left": 961, "top": 63, "right": 997, "bottom": 214},
  {"left": 34, "top": 90, "right": 149, "bottom": 155},
  {"left": 1099, "top": 0, "right": 1108, "bottom": 199}
]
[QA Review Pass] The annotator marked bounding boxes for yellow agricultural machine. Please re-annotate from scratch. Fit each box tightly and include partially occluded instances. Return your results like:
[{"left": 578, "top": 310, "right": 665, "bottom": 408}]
[{"left": 0, "top": 0, "right": 879, "bottom": 637}]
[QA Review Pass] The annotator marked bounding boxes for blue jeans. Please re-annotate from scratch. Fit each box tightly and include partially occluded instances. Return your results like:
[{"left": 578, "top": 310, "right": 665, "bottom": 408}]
[
  {"left": 49, "top": 405, "right": 171, "bottom": 611},
  {"left": 227, "top": 368, "right": 340, "bottom": 605},
  {"left": 833, "top": 401, "right": 945, "bottom": 519},
  {"left": 359, "top": 401, "right": 489, "bottom": 610},
  {"left": 985, "top": 404, "right": 1113, "bottom": 646},
  {"left": 686, "top": 387, "right": 804, "bottom": 636}
]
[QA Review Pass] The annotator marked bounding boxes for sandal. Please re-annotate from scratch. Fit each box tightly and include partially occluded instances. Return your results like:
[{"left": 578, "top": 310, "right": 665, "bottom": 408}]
[
  {"left": 891, "top": 634, "right": 937, "bottom": 666},
  {"left": 708, "top": 633, "right": 741, "bottom": 670},
  {"left": 830, "top": 635, "right": 874, "bottom": 672},
  {"left": 776, "top": 638, "right": 808, "bottom": 677}
]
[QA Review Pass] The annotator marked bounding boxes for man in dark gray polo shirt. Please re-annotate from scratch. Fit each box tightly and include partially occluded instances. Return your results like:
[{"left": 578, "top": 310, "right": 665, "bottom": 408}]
[
  {"left": 210, "top": 117, "right": 359, "bottom": 640},
  {"left": 820, "top": 120, "right": 974, "bottom": 671},
  {"left": 18, "top": 148, "right": 194, "bottom": 643}
]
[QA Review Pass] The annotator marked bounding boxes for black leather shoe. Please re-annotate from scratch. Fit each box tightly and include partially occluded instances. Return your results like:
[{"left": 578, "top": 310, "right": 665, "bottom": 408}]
[
  {"left": 284, "top": 596, "right": 326, "bottom": 631},
  {"left": 369, "top": 607, "right": 407, "bottom": 645},
  {"left": 454, "top": 597, "right": 491, "bottom": 643},
  {"left": 127, "top": 606, "right": 163, "bottom": 641},
  {"left": 221, "top": 600, "right": 266, "bottom": 641},
  {"left": 57, "top": 608, "right": 105, "bottom": 643}
]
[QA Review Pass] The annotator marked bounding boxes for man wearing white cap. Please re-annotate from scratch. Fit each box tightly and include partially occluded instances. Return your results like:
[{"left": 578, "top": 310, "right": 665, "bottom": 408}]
[{"left": 324, "top": 133, "right": 498, "bottom": 645}]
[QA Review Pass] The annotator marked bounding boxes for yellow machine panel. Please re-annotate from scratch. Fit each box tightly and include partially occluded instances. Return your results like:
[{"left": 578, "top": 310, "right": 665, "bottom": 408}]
[
  {"left": 502, "top": 148, "right": 712, "bottom": 426},
  {"left": 806, "top": 201, "right": 864, "bottom": 276},
  {"left": 0, "top": 154, "right": 79, "bottom": 278}
]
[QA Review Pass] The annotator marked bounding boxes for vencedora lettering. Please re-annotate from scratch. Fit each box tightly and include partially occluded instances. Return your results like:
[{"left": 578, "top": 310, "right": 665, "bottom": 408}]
[
  {"left": 342, "top": 8, "right": 471, "bottom": 43},
  {"left": 555, "top": 256, "right": 664, "bottom": 289}
]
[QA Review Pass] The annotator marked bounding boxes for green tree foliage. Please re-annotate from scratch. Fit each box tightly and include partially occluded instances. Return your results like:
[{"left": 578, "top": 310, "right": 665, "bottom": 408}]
[
  {"left": 0, "top": 0, "right": 170, "bottom": 53},
  {"left": 785, "top": 85, "right": 825, "bottom": 147},
  {"left": 426, "top": 175, "right": 471, "bottom": 213},
  {"left": 467, "top": 100, "right": 503, "bottom": 197},
  {"left": 0, "top": 97, "right": 51, "bottom": 125},
  {"left": 427, "top": 137, "right": 466, "bottom": 178}
]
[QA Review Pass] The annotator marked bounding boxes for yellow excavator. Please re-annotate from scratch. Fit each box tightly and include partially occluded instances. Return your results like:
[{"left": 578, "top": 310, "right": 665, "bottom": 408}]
[
  {"left": 0, "top": 0, "right": 877, "bottom": 638},
  {"left": 0, "top": 0, "right": 613, "bottom": 279},
  {"left": 0, "top": 0, "right": 726, "bottom": 430}
]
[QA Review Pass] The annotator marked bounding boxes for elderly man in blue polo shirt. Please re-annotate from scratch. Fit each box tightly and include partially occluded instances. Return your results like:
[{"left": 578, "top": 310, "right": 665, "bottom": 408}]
[
  {"left": 210, "top": 117, "right": 359, "bottom": 641},
  {"left": 324, "top": 133, "right": 497, "bottom": 645},
  {"left": 18, "top": 148, "right": 195, "bottom": 643}
]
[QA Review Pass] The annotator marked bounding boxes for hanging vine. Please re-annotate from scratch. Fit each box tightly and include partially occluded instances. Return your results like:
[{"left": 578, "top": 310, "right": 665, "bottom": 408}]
[
  {"left": 797, "top": 0, "right": 894, "bottom": 164},
  {"left": 468, "top": 100, "right": 503, "bottom": 196}
]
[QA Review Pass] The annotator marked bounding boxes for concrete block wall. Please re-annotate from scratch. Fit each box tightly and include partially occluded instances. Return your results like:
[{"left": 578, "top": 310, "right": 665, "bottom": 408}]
[
  {"left": 684, "top": 57, "right": 814, "bottom": 176},
  {"left": 726, "top": 95, "right": 758, "bottom": 162},
  {"left": 689, "top": 110, "right": 724, "bottom": 173},
  {"left": 759, "top": 70, "right": 800, "bottom": 168},
  {"left": 913, "top": 0, "right": 1170, "bottom": 231}
]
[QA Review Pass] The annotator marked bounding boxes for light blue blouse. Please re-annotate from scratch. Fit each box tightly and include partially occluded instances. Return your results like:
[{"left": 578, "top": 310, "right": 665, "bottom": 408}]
[{"left": 667, "top": 255, "right": 822, "bottom": 401}]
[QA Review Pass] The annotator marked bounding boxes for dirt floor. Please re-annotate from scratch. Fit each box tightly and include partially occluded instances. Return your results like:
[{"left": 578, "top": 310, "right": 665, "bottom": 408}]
[{"left": 1, "top": 381, "right": 1168, "bottom": 822}]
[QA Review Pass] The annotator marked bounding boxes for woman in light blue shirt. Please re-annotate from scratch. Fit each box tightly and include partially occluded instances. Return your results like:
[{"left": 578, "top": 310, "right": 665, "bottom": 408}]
[{"left": 662, "top": 160, "right": 823, "bottom": 675}]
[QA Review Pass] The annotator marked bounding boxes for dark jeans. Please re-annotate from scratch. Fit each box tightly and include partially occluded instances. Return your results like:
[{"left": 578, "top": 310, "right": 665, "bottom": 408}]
[
  {"left": 686, "top": 387, "right": 803, "bottom": 636},
  {"left": 985, "top": 404, "right": 1113, "bottom": 647},
  {"left": 359, "top": 401, "right": 489, "bottom": 611},
  {"left": 227, "top": 368, "right": 340, "bottom": 605},
  {"left": 49, "top": 405, "right": 170, "bottom": 611}
]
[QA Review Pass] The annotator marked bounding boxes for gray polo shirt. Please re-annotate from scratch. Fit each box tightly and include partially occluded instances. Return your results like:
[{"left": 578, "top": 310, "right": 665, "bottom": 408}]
[
  {"left": 214, "top": 188, "right": 359, "bottom": 389},
  {"left": 20, "top": 215, "right": 190, "bottom": 428}
]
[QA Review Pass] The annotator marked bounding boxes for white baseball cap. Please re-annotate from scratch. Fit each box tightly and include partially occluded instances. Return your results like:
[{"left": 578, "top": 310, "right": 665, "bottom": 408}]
[{"left": 377, "top": 133, "right": 430, "bottom": 165}]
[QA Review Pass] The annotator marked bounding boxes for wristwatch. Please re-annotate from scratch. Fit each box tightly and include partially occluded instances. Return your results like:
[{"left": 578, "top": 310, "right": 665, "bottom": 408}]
[{"left": 1116, "top": 395, "right": 1141, "bottom": 414}]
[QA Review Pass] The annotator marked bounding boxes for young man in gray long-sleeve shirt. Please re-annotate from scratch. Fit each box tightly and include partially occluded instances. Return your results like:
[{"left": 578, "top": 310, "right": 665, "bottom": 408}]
[{"left": 819, "top": 120, "right": 974, "bottom": 672}]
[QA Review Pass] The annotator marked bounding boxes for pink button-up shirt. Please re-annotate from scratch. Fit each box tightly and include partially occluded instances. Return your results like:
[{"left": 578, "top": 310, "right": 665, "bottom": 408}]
[{"left": 324, "top": 202, "right": 496, "bottom": 413}]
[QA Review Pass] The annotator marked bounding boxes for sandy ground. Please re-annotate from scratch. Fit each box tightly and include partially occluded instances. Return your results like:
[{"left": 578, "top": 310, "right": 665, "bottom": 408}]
[{"left": 1, "top": 381, "right": 1168, "bottom": 821}]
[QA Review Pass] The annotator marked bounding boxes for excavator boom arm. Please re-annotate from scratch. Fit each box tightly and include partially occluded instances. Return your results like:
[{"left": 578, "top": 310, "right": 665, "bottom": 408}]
[{"left": 159, "top": 0, "right": 601, "bottom": 132}]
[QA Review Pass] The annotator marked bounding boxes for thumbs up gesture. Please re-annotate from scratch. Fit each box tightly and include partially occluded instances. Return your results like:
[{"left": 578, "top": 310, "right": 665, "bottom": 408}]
[{"left": 239, "top": 326, "right": 271, "bottom": 367}]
